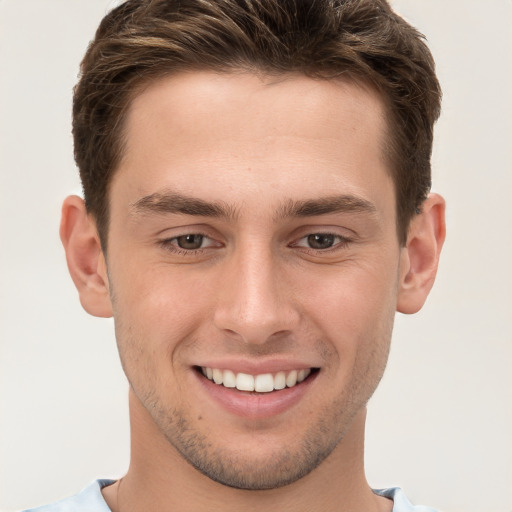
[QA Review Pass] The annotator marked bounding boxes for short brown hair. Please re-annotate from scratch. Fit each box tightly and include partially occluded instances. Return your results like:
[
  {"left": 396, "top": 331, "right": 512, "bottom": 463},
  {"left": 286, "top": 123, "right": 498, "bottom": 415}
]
[{"left": 73, "top": 0, "right": 441, "bottom": 248}]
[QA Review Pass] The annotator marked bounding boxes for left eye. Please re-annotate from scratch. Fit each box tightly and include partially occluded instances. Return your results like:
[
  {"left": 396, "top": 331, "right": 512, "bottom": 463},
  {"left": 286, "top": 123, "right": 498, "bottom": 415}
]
[{"left": 295, "top": 233, "right": 344, "bottom": 250}]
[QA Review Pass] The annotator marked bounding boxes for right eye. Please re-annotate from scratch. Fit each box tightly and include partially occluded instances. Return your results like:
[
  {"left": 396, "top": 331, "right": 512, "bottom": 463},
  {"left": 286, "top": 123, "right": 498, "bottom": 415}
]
[
  {"left": 303, "top": 233, "right": 338, "bottom": 250},
  {"left": 159, "top": 233, "right": 221, "bottom": 255},
  {"left": 174, "top": 234, "right": 207, "bottom": 250}
]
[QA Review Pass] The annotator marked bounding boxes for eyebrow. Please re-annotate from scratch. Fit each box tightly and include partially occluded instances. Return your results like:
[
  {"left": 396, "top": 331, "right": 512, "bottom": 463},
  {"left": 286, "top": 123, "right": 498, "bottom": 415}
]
[
  {"left": 130, "top": 191, "right": 238, "bottom": 219},
  {"left": 275, "top": 195, "right": 377, "bottom": 220},
  {"left": 130, "top": 191, "right": 376, "bottom": 221}
]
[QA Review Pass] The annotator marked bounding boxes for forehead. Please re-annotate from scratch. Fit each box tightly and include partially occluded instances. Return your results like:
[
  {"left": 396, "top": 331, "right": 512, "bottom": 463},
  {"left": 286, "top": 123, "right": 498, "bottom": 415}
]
[
  {"left": 123, "top": 71, "right": 387, "bottom": 156},
  {"left": 113, "top": 71, "right": 393, "bottom": 221}
]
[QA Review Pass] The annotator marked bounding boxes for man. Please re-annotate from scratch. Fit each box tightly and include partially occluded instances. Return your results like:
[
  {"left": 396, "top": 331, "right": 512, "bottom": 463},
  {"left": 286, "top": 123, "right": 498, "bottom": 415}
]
[{"left": 25, "top": 0, "right": 445, "bottom": 510}]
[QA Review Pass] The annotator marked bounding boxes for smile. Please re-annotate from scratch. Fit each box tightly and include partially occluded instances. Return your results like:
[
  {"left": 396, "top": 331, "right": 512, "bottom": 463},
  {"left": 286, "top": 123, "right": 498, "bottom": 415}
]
[{"left": 200, "top": 367, "right": 314, "bottom": 392}]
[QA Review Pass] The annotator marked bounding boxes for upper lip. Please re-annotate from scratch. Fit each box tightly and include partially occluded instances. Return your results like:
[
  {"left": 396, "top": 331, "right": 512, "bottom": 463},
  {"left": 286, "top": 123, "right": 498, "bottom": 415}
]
[{"left": 193, "top": 358, "right": 319, "bottom": 375}]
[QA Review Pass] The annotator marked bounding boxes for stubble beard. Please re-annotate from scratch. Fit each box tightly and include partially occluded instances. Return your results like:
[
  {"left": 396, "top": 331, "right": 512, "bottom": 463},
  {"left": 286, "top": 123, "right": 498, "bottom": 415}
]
[
  {"left": 138, "top": 392, "right": 352, "bottom": 490},
  {"left": 132, "top": 340, "right": 390, "bottom": 491},
  {"left": 148, "top": 397, "right": 346, "bottom": 490},
  {"left": 113, "top": 287, "right": 394, "bottom": 491}
]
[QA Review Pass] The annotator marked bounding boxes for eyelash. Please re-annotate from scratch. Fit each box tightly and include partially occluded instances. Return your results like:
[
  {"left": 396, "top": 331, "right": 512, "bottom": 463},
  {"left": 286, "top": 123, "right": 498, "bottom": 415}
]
[{"left": 158, "top": 232, "right": 351, "bottom": 256}]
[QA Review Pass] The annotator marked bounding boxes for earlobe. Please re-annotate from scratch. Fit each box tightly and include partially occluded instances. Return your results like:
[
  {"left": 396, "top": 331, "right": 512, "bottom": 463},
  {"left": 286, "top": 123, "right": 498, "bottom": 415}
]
[
  {"left": 396, "top": 193, "right": 446, "bottom": 314},
  {"left": 59, "top": 195, "right": 113, "bottom": 318}
]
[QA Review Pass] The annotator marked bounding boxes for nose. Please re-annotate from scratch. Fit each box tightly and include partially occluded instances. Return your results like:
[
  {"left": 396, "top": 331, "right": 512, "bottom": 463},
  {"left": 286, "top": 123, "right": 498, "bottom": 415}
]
[{"left": 213, "top": 242, "right": 300, "bottom": 345}]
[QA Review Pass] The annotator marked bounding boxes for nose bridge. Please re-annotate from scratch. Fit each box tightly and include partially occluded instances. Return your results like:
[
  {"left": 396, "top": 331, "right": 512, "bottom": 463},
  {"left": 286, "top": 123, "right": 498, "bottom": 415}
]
[{"left": 213, "top": 237, "right": 298, "bottom": 343}]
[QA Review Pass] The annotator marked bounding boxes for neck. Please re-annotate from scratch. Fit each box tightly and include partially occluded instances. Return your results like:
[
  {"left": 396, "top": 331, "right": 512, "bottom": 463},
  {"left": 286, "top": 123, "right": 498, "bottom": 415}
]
[{"left": 103, "top": 391, "right": 391, "bottom": 512}]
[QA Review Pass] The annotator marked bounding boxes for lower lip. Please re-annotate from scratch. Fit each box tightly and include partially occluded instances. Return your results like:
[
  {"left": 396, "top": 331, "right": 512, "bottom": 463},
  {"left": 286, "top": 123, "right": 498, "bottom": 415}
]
[{"left": 195, "top": 370, "right": 318, "bottom": 419}]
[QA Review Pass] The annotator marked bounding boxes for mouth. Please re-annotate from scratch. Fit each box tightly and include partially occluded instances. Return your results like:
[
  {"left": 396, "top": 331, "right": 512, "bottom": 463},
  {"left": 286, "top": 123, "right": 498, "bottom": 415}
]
[{"left": 196, "top": 366, "right": 319, "bottom": 393}]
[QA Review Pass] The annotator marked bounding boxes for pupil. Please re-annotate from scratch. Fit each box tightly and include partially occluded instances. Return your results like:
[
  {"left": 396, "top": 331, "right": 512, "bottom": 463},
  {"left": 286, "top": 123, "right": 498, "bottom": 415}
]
[
  {"left": 308, "top": 234, "right": 335, "bottom": 249},
  {"left": 177, "top": 234, "right": 203, "bottom": 249}
]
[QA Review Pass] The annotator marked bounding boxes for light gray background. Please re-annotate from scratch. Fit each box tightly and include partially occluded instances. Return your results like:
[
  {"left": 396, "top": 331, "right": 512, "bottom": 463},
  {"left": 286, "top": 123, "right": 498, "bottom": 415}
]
[{"left": 0, "top": 1, "right": 511, "bottom": 511}]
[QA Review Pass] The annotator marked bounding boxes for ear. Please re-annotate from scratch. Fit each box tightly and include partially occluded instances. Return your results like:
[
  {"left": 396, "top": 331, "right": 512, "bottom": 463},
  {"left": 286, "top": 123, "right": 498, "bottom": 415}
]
[
  {"left": 59, "top": 195, "right": 113, "bottom": 318},
  {"left": 397, "top": 193, "right": 446, "bottom": 314}
]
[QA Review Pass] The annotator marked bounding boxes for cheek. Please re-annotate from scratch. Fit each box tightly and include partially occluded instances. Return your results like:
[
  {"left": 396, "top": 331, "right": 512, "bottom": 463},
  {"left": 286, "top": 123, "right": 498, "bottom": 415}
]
[
  {"left": 112, "top": 262, "right": 211, "bottom": 334},
  {"left": 313, "top": 268, "right": 396, "bottom": 400},
  {"left": 296, "top": 259, "right": 399, "bottom": 356},
  {"left": 108, "top": 265, "right": 213, "bottom": 390}
]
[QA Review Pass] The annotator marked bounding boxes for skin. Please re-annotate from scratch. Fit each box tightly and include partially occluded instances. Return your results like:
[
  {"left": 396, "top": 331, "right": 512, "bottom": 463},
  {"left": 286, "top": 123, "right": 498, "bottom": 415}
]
[{"left": 61, "top": 72, "right": 445, "bottom": 512}]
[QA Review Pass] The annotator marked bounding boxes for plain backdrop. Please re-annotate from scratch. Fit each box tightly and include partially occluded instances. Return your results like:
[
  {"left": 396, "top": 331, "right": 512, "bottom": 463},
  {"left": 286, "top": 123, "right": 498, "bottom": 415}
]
[{"left": 0, "top": 1, "right": 511, "bottom": 511}]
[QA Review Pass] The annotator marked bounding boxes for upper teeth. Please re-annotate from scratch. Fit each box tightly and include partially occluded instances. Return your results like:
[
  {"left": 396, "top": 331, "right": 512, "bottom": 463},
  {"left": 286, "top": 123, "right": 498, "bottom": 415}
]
[{"left": 201, "top": 367, "right": 312, "bottom": 392}]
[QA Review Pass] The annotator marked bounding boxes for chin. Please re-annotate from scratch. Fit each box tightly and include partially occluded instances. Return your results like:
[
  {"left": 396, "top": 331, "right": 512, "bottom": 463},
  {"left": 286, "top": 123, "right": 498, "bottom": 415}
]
[
  {"left": 176, "top": 440, "right": 333, "bottom": 490},
  {"left": 154, "top": 400, "right": 355, "bottom": 491}
]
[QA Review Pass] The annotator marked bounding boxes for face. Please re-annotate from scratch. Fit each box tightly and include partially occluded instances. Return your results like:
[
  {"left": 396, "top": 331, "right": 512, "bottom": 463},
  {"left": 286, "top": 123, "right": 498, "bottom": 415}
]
[{"left": 104, "top": 72, "right": 407, "bottom": 489}]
